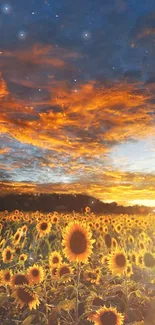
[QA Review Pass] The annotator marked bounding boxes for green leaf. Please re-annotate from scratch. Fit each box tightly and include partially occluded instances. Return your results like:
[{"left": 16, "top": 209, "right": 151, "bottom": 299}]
[{"left": 22, "top": 315, "right": 36, "bottom": 325}]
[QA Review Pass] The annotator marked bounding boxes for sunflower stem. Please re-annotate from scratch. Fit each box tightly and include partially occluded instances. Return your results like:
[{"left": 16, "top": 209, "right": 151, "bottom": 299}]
[{"left": 75, "top": 262, "right": 81, "bottom": 325}]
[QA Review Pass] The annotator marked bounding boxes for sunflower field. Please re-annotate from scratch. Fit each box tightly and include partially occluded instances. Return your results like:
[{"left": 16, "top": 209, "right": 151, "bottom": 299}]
[{"left": 0, "top": 208, "right": 155, "bottom": 325}]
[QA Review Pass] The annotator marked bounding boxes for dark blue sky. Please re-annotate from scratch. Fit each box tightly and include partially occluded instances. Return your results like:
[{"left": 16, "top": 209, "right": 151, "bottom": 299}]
[{"left": 0, "top": 0, "right": 155, "bottom": 206}]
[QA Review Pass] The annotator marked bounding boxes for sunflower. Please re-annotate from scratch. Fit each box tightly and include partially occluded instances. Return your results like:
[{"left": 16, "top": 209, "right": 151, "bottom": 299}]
[
  {"left": 27, "top": 264, "right": 44, "bottom": 285},
  {"left": 11, "top": 273, "right": 29, "bottom": 287},
  {"left": 13, "top": 285, "right": 40, "bottom": 310},
  {"left": 115, "top": 224, "right": 122, "bottom": 234},
  {"left": 92, "top": 306, "right": 124, "bottom": 325},
  {"left": 2, "top": 246, "right": 14, "bottom": 263},
  {"left": 51, "top": 214, "right": 59, "bottom": 224},
  {"left": 1, "top": 269, "right": 12, "bottom": 286},
  {"left": 95, "top": 267, "right": 101, "bottom": 276},
  {"left": 13, "top": 231, "right": 21, "bottom": 246},
  {"left": 21, "top": 225, "right": 28, "bottom": 234},
  {"left": 12, "top": 215, "right": 18, "bottom": 222},
  {"left": 36, "top": 221, "right": 51, "bottom": 237},
  {"left": 125, "top": 264, "right": 133, "bottom": 278},
  {"left": 108, "top": 250, "right": 127, "bottom": 275},
  {"left": 56, "top": 263, "right": 73, "bottom": 282},
  {"left": 111, "top": 238, "right": 118, "bottom": 250},
  {"left": 128, "top": 235, "right": 134, "bottom": 245},
  {"left": 138, "top": 240, "right": 145, "bottom": 251},
  {"left": 62, "top": 222, "right": 95, "bottom": 263},
  {"left": 101, "top": 256, "right": 108, "bottom": 265},
  {"left": 19, "top": 253, "right": 28, "bottom": 264},
  {"left": 85, "top": 206, "right": 91, "bottom": 213},
  {"left": 103, "top": 226, "right": 108, "bottom": 234},
  {"left": 95, "top": 222, "right": 100, "bottom": 230},
  {"left": 49, "top": 251, "right": 62, "bottom": 267},
  {"left": 50, "top": 266, "right": 58, "bottom": 278},
  {"left": 85, "top": 269, "right": 100, "bottom": 284},
  {"left": 87, "top": 294, "right": 104, "bottom": 308}
]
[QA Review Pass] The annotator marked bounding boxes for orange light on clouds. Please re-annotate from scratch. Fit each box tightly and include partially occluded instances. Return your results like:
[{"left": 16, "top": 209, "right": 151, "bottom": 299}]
[{"left": 0, "top": 44, "right": 155, "bottom": 207}]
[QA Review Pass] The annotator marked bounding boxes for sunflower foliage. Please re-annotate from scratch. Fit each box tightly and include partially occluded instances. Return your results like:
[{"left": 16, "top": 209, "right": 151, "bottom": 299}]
[{"left": 0, "top": 209, "right": 155, "bottom": 324}]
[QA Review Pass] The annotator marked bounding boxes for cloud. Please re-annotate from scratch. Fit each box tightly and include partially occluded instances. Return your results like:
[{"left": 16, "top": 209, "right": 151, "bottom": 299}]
[
  {"left": 0, "top": 73, "right": 8, "bottom": 98},
  {"left": 0, "top": 43, "right": 155, "bottom": 205},
  {"left": 0, "top": 77, "right": 154, "bottom": 157}
]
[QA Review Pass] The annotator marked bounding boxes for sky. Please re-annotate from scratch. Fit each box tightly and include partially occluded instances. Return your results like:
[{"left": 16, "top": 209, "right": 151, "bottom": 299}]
[{"left": 0, "top": 0, "right": 155, "bottom": 206}]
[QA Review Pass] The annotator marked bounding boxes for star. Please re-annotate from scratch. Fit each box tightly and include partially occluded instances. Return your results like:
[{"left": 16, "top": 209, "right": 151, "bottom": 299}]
[
  {"left": 82, "top": 31, "right": 91, "bottom": 40},
  {"left": 18, "top": 31, "right": 27, "bottom": 40},
  {"left": 2, "top": 4, "right": 11, "bottom": 14}
]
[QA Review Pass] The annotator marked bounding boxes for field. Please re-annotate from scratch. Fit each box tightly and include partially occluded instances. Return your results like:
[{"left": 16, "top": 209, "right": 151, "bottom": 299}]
[{"left": 0, "top": 209, "right": 155, "bottom": 325}]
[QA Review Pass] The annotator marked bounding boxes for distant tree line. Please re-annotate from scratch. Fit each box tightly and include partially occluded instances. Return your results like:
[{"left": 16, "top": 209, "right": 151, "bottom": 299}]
[{"left": 0, "top": 193, "right": 153, "bottom": 215}]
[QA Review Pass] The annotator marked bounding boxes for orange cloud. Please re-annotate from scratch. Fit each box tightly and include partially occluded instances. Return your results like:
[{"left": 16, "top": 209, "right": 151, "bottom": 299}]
[
  {"left": 0, "top": 73, "right": 8, "bottom": 99},
  {"left": 0, "top": 44, "right": 155, "bottom": 206},
  {"left": 1, "top": 80, "right": 153, "bottom": 157},
  {"left": 0, "top": 148, "right": 10, "bottom": 155},
  {"left": 137, "top": 27, "right": 155, "bottom": 40},
  {"left": 0, "top": 44, "right": 80, "bottom": 73}
]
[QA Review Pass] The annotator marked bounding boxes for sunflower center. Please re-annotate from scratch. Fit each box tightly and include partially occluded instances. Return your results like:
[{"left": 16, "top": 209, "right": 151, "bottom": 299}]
[
  {"left": 6, "top": 250, "right": 11, "bottom": 260},
  {"left": 15, "top": 234, "right": 20, "bottom": 241},
  {"left": 93, "top": 297, "right": 104, "bottom": 306},
  {"left": 115, "top": 254, "right": 126, "bottom": 267},
  {"left": 5, "top": 272, "right": 11, "bottom": 281},
  {"left": 53, "top": 256, "right": 59, "bottom": 264},
  {"left": 32, "top": 269, "right": 39, "bottom": 277},
  {"left": 69, "top": 230, "right": 87, "bottom": 254},
  {"left": 60, "top": 266, "right": 70, "bottom": 277},
  {"left": 40, "top": 222, "right": 48, "bottom": 230},
  {"left": 52, "top": 267, "right": 57, "bottom": 276},
  {"left": 14, "top": 274, "right": 28, "bottom": 285},
  {"left": 17, "top": 288, "right": 33, "bottom": 303},
  {"left": 100, "top": 311, "right": 117, "bottom": 325}
]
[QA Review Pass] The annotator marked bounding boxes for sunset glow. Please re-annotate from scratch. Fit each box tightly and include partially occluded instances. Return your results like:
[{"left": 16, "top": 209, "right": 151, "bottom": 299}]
[{"left": 0, "top": 1, "right": 155, "bottom": 207}]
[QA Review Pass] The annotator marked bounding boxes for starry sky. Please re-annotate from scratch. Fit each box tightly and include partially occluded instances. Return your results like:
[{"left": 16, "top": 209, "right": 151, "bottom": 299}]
[{"left": 0, "top": 0, "right": 155, "bottom": 207}]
